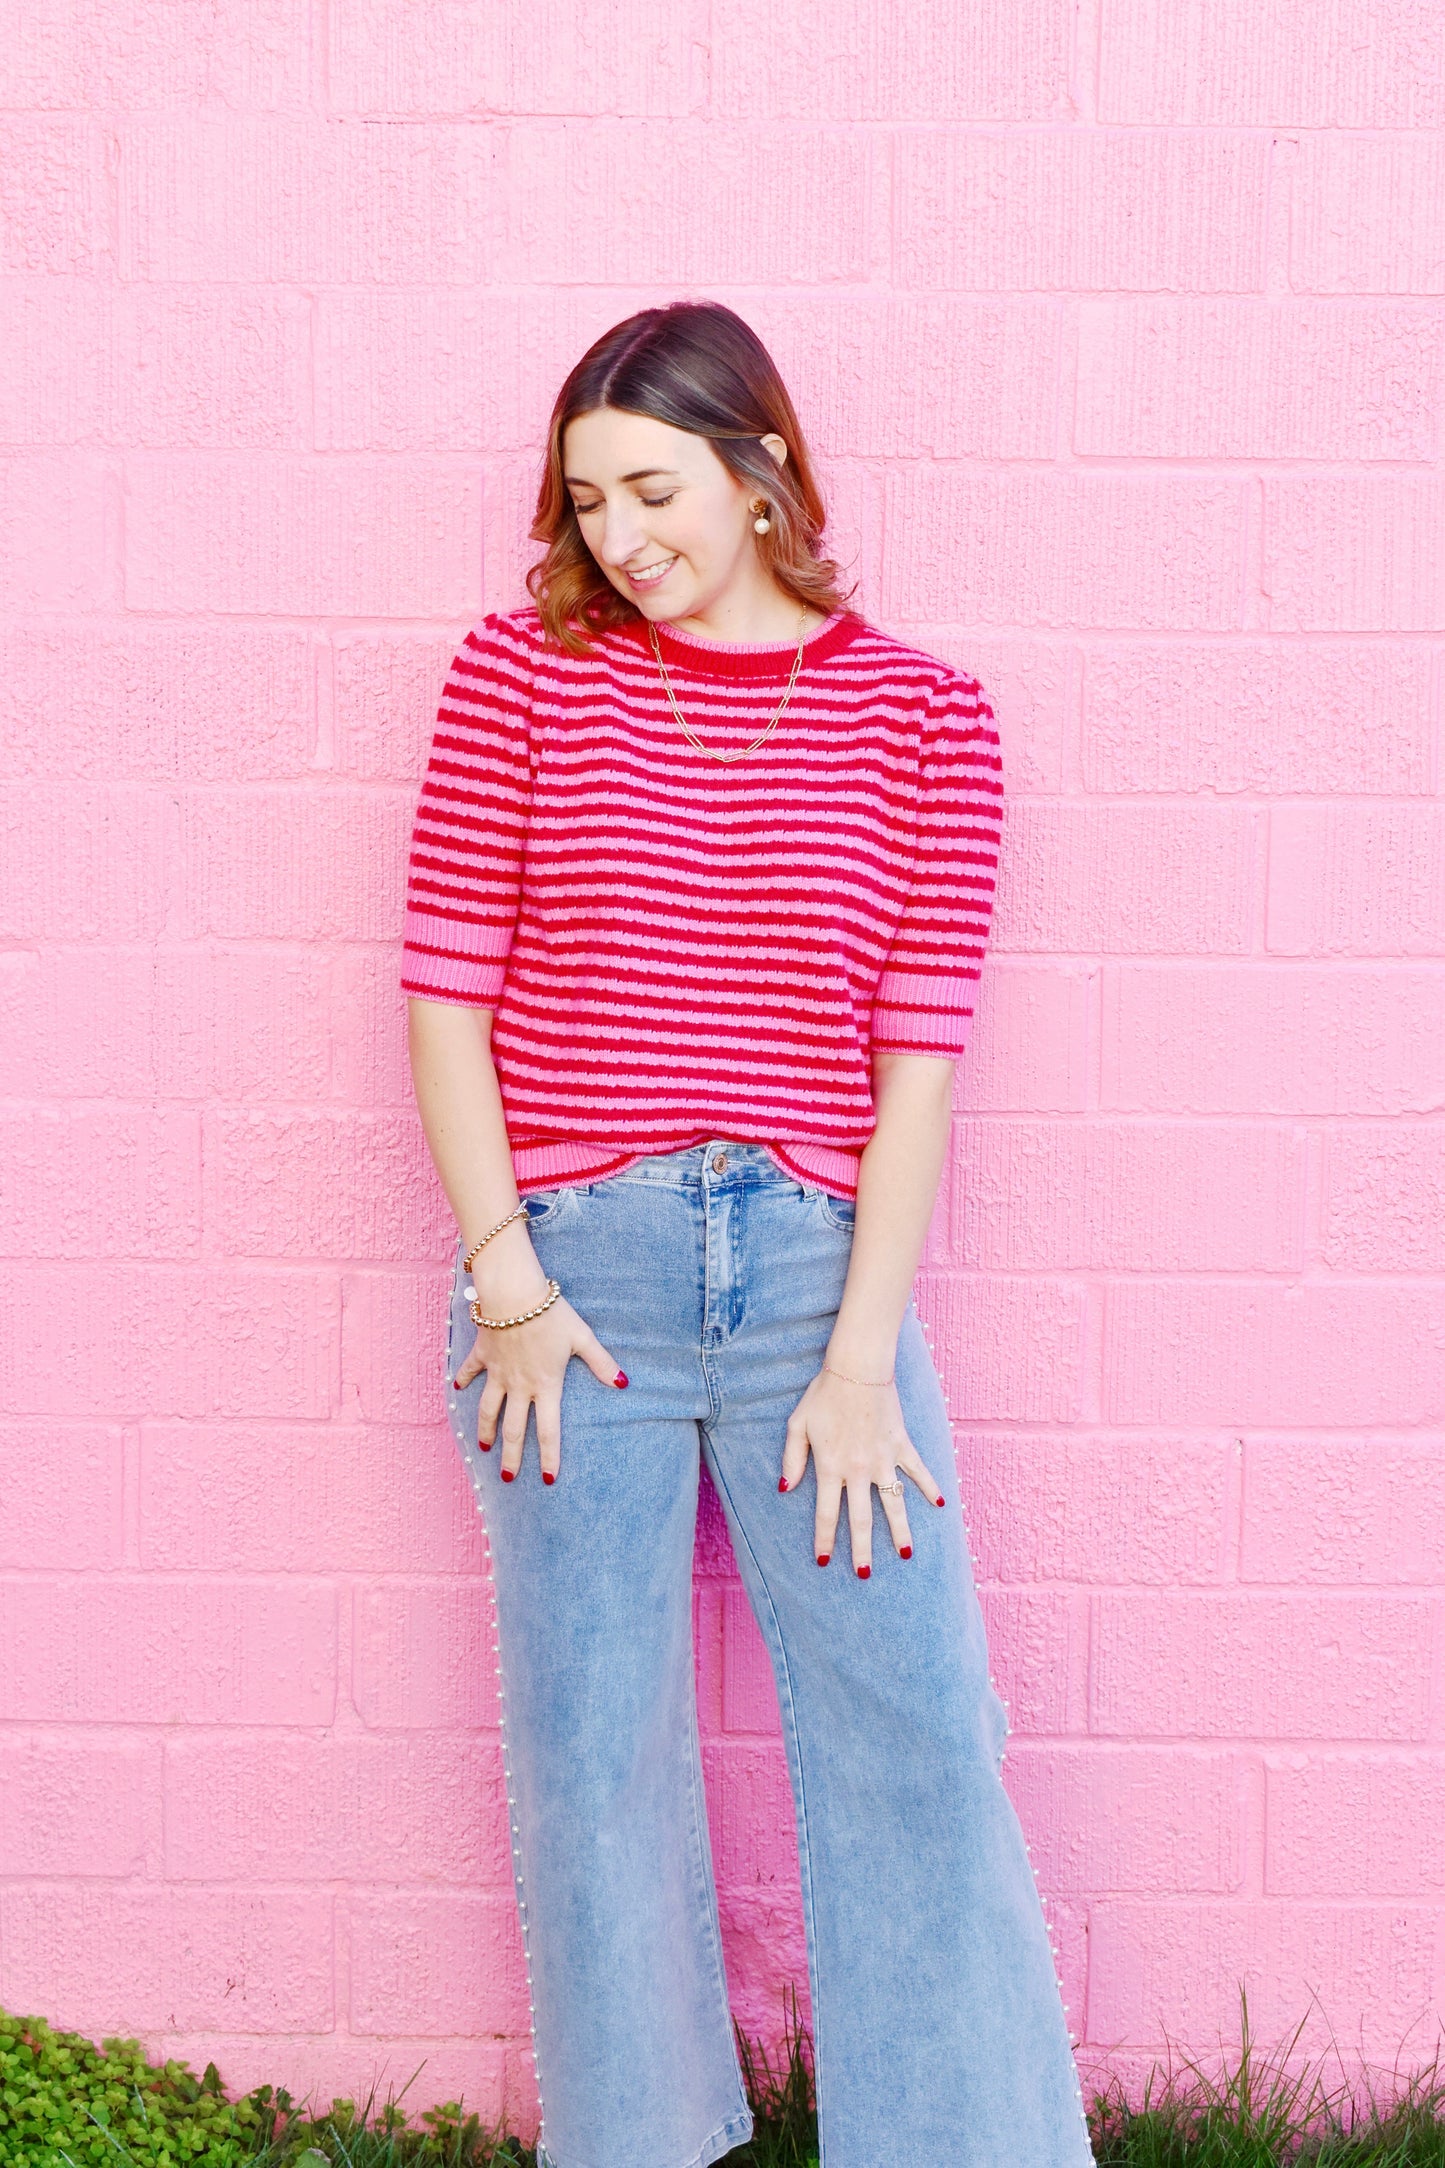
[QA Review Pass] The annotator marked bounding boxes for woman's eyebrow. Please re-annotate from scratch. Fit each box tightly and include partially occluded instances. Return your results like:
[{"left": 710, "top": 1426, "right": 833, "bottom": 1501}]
[{"left": 564, "top": 468, "right": 682, "bottom": 487}]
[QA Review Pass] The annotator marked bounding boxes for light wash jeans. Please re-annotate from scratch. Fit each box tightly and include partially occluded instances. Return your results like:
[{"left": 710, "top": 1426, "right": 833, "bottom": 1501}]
[{"left": 443, "top": 1141, "right": 1094, "bottom": 2168}]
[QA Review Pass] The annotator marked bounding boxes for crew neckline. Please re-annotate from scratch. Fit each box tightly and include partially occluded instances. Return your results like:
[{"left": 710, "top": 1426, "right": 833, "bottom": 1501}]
[{"left": 616, "top": 606, "right": 864, "bottom": 680}]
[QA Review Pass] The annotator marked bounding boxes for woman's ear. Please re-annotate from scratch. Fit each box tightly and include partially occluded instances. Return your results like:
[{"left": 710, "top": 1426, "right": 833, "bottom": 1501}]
[{"left": 759, "top": 432, "right": 789, "bottom": 469}]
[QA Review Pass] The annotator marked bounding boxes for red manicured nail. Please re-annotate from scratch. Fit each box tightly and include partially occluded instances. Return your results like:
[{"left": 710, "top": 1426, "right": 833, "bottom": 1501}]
[
  {"left": 778, "top": 1477, "right": 789, "bottom": 1493},
  {"left": 816, "top": 1553, "right": 830, "bottom": 1568},
  {"left": 900, "top": 1546, "right": 913, "bottom": 1559},
  {"left": 614, "top": 1369, "right": 629, "bottom": 1388},
  {"left": 934, "top": 1495, "right": 946, "bottom": 1508},
  {"left": 501, "top": 1468, "right": 515, "bottom": 1483},
  {"left": 479, "top": 1439, "right": 491, "bottom": 1452},
  {"left": 452, "top": 1377, "right": 462, "bottom": 1389},
  {"left": 542, "top": 1471, "right": 555, "bottom": 1486},
  {"left": 856, "top": 1564, "right": 871, "bottom": 1580}
]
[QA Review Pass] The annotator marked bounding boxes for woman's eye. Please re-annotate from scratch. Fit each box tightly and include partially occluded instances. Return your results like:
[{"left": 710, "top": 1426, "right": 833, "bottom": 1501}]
[{"left": 570, "top": 492, "right": 674, "bottom": 512}]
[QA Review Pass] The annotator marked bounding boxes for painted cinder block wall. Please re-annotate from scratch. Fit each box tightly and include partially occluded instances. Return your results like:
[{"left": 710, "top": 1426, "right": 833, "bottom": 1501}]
[{"left": 2, "top": 0, "right": 1444, "bottom": 2130}]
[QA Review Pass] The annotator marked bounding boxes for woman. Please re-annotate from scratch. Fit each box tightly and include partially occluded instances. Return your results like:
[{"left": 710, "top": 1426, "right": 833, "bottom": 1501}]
[{"left": 402, "top": 302, "right": 1093, "bottom": 2168}]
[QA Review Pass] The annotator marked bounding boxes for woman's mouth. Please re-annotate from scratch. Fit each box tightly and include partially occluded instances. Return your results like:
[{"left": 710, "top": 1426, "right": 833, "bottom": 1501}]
[{"left": 625, "top": 555, "right": 679, "bottom": 590}]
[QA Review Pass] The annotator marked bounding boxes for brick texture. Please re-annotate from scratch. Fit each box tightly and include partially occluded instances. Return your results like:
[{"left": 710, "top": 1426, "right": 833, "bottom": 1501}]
[
  {"left": 1290, "top": 135, "right": 1445, "bottom": 295},
  {"left": 3, "top": 0, "right": 1443, "bottom": 2122},
  {"left": 1088, "top": 1900, "right": 1443, "bottom": 2051},
  {"left": 964, "top": 1431, "right": 1233, "bottom": 1586},
  {"left": 1099, "top": 0, "right": 1445, "bottom": 126},
  {"left": 0, "top": 1425, "right": 125, "bottom": 1569},
  {"left": 710, "top": 0, "right": 1072, "bottom": 120},
  {"left": 328, "top": 0, "right": 701, "bottom": 118},
  {"left": 1075, "top": 301, "right": 1441, "bottom": 461},
  {"left": 1081, "top": 642, "right": 1436, "bottom": 796},
  {"left": 1261, "top": 476, "right": 1445, "bottom": 632},
  {"left": 1241, "top": 1436, "right": 1445, "bottom": 1585},
  {"left": 1004, "top": 1745, "right": 1249, "bottom": 1893},
  {"left": 1267, "top": 806, "right": 1445, "bottom": 956},
  {"left": 896, "top": 131, "right": 1269, "bottom": 292}
]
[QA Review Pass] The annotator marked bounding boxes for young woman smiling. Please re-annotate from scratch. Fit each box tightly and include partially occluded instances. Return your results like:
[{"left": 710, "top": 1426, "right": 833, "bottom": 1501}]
[{"left": 402, "top": 302, "right": 1093, "bottom": 2168}]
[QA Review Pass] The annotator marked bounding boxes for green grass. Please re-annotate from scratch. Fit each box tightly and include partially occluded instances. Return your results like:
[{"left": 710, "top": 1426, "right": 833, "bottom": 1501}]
[
  {"left": 729, "top": 1988, "right": 817, "bottom": 2166},
  {"left": 7, "top": 1986, "right": 1445, "bottom": 2165},
  {"left": 1086, "top": 1987, "right": 1445, "bottom": 2166}
]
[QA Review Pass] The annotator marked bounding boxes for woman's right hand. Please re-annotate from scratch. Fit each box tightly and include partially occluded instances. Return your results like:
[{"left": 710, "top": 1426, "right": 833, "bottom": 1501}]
[{"left": 452, "top": 1223, "right": 626, "bottom": 1486}]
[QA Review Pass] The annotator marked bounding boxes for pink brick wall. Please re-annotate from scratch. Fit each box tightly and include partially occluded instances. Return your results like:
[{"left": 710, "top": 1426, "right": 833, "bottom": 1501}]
[{"left": 2, "top": 0, "right": 1443, "bottom": 2131}]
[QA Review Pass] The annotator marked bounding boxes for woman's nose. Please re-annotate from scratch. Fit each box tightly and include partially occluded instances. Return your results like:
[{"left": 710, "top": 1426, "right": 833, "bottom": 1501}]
[{"left": 599, "top": 507, "right": 649, "bottom": 566}]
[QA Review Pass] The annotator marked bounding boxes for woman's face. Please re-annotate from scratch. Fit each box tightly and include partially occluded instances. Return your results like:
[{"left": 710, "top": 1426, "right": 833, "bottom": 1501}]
[{"left": 561, "top": 407, "right": 787, "bottom": 624}]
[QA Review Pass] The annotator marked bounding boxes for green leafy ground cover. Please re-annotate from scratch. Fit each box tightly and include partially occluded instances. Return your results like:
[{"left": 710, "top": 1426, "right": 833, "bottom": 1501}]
[{"left": 6, "top": 1988, "right": 1445, "bottom": 2165}]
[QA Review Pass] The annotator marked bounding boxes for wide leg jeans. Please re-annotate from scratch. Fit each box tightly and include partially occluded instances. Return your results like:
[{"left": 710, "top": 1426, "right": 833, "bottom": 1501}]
[{"left": 444, "top": 1142, "right": 1095, "bottom": 2168}]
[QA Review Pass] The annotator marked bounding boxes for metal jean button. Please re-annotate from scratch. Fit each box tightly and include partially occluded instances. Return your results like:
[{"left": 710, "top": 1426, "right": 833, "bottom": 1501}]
[{"left": 711, "top": 1152, "right": 728, "bottom": 1173}]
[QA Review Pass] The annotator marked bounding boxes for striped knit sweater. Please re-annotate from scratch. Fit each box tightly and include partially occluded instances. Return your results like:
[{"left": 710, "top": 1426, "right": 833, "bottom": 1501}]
[{"left": 401, "top": 603, "right": 1004, "bottom": 1199}]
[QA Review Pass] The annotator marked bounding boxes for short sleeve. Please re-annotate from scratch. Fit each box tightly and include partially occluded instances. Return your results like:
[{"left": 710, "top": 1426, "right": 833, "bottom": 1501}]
[
  {"left": 868, "top": 672, "right": 1005, "bottom": 1057},
  {"left": 400, "top": 613, "right": 537, "bottom": 1008}
]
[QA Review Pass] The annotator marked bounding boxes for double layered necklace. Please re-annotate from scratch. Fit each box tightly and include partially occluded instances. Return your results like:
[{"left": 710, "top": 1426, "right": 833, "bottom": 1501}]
[{"left": 647, "top": 608, "right": 811, "bottom": 764}]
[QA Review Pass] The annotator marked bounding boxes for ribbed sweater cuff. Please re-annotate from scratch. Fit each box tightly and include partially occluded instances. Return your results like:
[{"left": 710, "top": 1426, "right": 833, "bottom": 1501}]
[
  {"left": 401, "top": 909, "right": 511, "bottom": 1004},
  {"left": 870, "top": 970, "right": 978, "bottom": 1055}
]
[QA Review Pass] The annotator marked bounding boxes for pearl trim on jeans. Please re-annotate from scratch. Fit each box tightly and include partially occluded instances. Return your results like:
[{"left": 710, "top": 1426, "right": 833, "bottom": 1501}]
[
  {"left": 447, "top": 1259, "right": 551, "bottom": 2149},
  {"left": 914, "top": 1299, "right": 1093, "bottom": 2147}
]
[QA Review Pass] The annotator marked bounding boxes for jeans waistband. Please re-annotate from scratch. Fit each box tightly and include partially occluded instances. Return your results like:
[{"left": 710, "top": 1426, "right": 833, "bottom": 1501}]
[{"left": 594, "top": 1142, "right": 807, "bottom": 1194}]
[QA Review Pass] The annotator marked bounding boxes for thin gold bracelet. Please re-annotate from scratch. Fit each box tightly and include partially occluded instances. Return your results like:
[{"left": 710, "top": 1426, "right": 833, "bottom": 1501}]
[{"left": 822, "top": 1361, "right": 895, "bottom": 1388}]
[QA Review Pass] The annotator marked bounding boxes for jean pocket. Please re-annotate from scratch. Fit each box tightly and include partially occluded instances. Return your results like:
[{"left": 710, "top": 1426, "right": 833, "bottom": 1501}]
[
  {"left": 521, "top": 1186, "right": 568, "bottom": 1227},
  {"left": 807, "top": 1185, "right": 857, "bottom": 1234}
]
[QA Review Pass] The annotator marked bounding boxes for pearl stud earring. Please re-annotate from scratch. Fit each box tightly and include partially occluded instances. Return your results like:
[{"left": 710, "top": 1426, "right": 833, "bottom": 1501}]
[{"left": 753, "top": 504, "right": 771, "bottom": 534}]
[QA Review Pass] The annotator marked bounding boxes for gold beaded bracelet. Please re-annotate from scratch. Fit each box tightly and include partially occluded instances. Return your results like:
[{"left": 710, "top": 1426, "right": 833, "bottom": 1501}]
[
  {"left": 468, "top": 1278, "right": 563, "bottom": 1331},
  {"left": 461, "top": 1199, "right": 561, "bottom": 1327},
  {"left": 462, "top": 1201, "right": 527, "bottom": 1275}
]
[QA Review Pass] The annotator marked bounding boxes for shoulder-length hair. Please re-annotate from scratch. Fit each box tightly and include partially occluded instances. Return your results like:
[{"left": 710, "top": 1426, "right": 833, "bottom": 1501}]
[{"left": 526, "top": 301, "right": 855, "bottom": 655}]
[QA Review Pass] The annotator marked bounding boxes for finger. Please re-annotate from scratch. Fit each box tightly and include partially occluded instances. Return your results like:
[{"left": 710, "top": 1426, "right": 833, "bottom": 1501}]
[
  {"left": 476, "top": 1377, "right": 505, "bottom": 1452},
  {"left": 779, "top": 1411, "right": 810, "bottom": 1494},
  {"left": 577, "top": 1325, "right": 628, "bottom": 1391},
  {"left": 452, "top": 1335, "right": 486, "bottom": 1391},
  {"left": 535, "top": 1393, "right": 562, "bottom": 1486},
  {"left": 498, "top": 1390, "right": 530, "bottom": 1483},
  {"left": 813, "top": 1471, "right": 842, "bottom": 1568},
  {"left": 847, "top": 1478, "right": 874, "bottom": 1580},
  {"left": 897, "top": 1441, "right": 946, "bottom": 1510},
  {"left": 879, "top": 1481, "right": 914, "bottom": 1561}
]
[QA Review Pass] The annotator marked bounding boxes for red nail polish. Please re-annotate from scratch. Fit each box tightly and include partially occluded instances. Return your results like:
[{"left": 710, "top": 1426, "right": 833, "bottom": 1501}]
[
  {"left": 543, "top": 1472, "right": 555, "bottom": 1486},
  {"left": 856, "top": 1564, "right": 871, "bottom": 1580},
  {"left": 900, "top": 1546, "right": 913, "bottom": 1559},
  {"left": 452, "top": 1377, "right": 462, "bottom": 1389},
  {"left": 816, "top": 1554, "right": 830, "bottom": 1568},
  {"left": 935, "top": 1496, "right": 946, "bottom": 1508},
  {"left": 614, "top": 1369, "right": 629, "bottom": 1388},
  {"left": 778, "top": 1477, "right": 789, "bottom": 1492},
  {"left": 479, "top": 1439, "right": 491, "bottom": 1452},
  {"left": 501, "top": 1469, "right": 514, "bottom": 1483}
]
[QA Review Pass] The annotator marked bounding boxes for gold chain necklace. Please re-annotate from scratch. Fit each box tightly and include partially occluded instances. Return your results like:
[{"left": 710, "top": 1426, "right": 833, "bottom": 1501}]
[{"left": 647, "top": 608, "right": 810, "bottom": 764}]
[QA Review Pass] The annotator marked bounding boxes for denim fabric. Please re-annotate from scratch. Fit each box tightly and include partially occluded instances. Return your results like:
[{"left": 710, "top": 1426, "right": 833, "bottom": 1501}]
[{"left": 443, "top": 1141, "right": 1094, "bottom": 2168}]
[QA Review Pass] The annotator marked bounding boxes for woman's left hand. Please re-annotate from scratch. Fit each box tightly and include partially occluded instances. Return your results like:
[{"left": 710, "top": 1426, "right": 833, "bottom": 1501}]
[{"left": 780, "top": 1369, "right": 945, "bottom": 1578}]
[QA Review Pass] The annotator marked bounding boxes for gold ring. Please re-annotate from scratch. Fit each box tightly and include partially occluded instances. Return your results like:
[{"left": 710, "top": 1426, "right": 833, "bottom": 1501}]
[{"left": 878, "top": 1478, "right": 904, "bottom": 1497}]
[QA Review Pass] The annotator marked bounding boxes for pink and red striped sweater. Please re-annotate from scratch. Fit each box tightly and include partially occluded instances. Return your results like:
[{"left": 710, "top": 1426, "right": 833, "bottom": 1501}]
[{"left": 400, "top": 603, "right": 1004, "bottom": 1199}]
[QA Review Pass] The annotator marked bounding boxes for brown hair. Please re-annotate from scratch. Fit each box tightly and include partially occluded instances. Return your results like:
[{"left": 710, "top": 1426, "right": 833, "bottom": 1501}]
[{"left": 525, "top": 301, "right": 856, "bottom": 655}]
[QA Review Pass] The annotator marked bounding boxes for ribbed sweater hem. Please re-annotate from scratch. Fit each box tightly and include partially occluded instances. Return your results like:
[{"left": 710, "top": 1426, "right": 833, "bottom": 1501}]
[{"left": 512, "top": 1135, "right": 863, "bottom": 1202}]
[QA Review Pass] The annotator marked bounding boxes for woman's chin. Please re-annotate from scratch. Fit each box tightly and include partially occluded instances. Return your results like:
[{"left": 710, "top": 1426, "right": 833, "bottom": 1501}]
[{"left": 628, "top": 585, "right": 687, "bottom": 615}]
